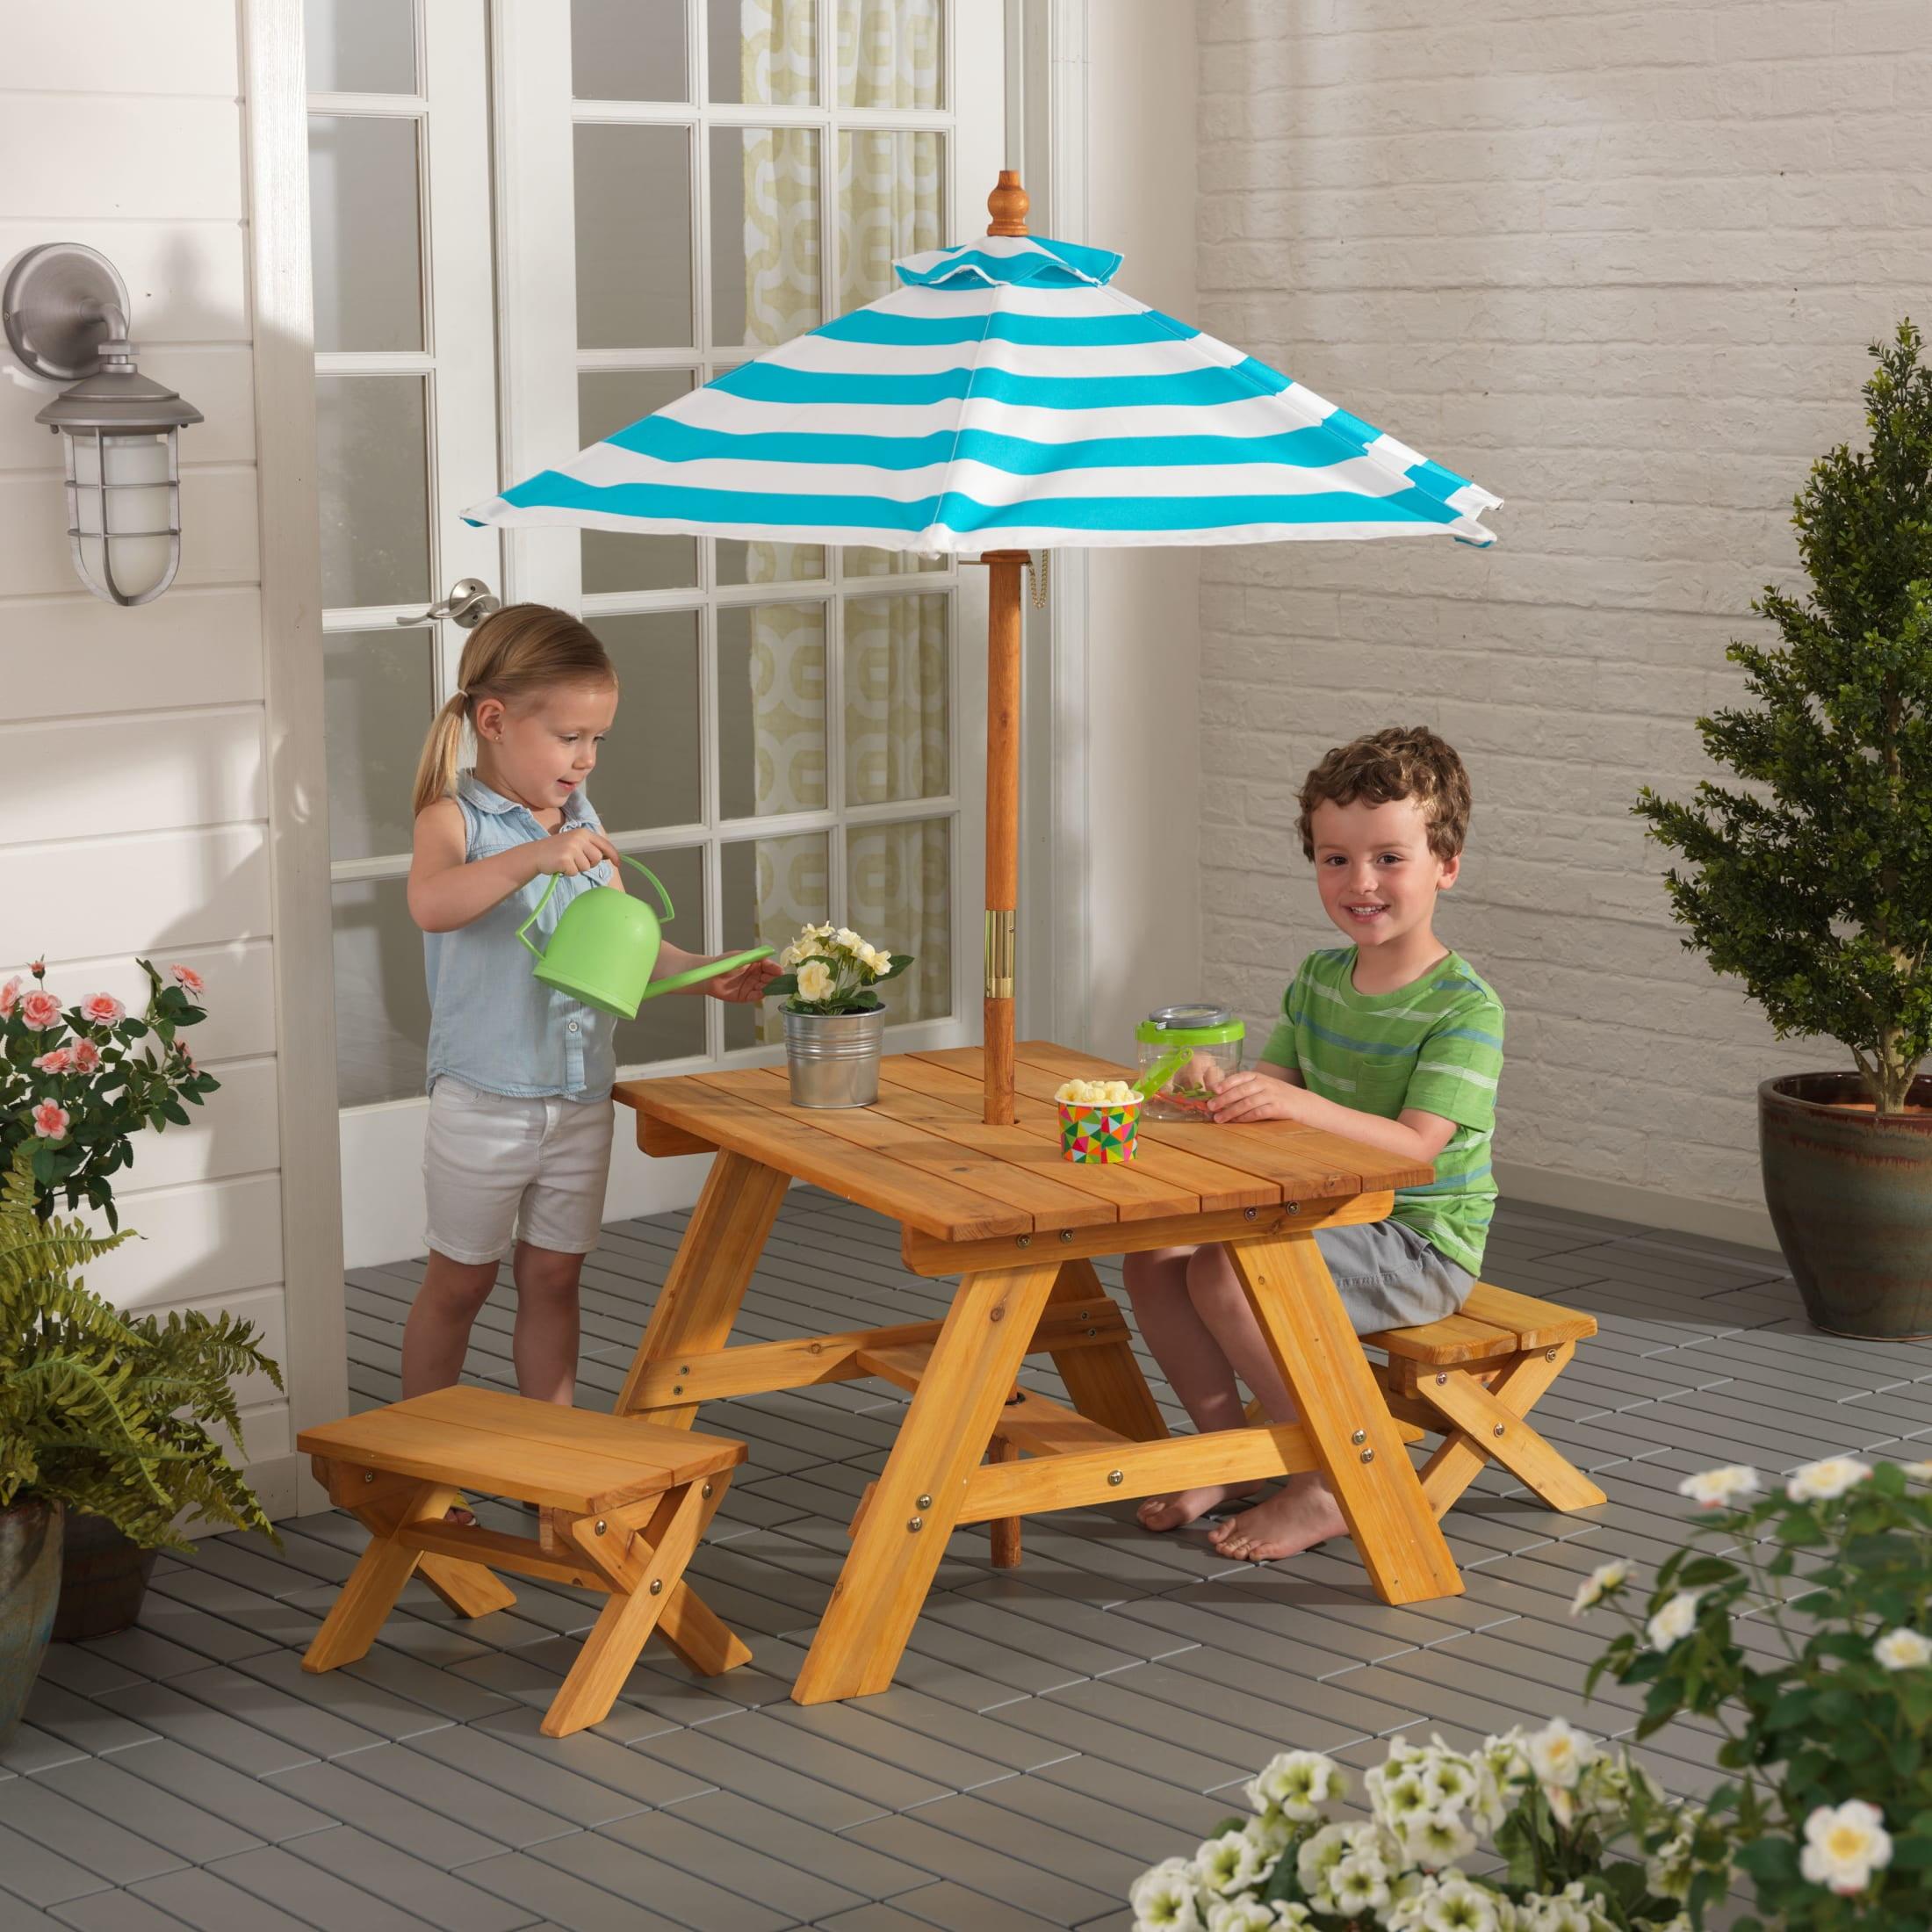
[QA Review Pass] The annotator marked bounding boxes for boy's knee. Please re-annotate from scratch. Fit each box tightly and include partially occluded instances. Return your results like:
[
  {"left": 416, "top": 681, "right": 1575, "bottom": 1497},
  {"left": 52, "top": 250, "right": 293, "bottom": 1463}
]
[{"left": 1122, "top": 1245, "right": 1193, "bottom": 1297}]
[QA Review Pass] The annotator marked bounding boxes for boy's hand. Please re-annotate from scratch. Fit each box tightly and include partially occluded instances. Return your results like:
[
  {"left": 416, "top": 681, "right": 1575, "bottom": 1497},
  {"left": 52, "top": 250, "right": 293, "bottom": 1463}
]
[
  {"left": 533, "top": 826, "right": 621, "bottom": 877},
  {"left": 1207, "top": 1071, "right": 1308, "bottom": 1125},
  {"left": 704, "top": 956, "right": 783, "bottom": 1003}
]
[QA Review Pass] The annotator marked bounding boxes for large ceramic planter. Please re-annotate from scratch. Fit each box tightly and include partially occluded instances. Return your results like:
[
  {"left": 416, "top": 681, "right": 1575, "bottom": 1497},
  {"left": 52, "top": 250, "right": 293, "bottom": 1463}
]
[
  {"left": 783, "top": 1007, "right": 885, "bottom": 1108},
  {"left": 1760, "top": 1072, "right": 1932, "bottom": 1339},
  {"left": 53, "top": 1511, "right": 158, "bottom": 1643},
  {"left": 0, "top": 1499, "right": 62, "bottom": 1748}
]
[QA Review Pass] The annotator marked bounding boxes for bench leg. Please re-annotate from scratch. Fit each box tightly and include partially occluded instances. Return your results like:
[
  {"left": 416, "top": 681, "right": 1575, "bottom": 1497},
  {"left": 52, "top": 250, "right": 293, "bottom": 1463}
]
[
  {"left": 544, "top": 1481, "right": 713, "bottom": 1738},
  {"left": 1417, "top": 1343, "right": 1606, "bottom": 1516},
  {"left": 304, "top": 1481, "right": 464, "bottom": 1673},
  {"left": 650, "top": 1474, "right": 752, "bottom": 1679}
]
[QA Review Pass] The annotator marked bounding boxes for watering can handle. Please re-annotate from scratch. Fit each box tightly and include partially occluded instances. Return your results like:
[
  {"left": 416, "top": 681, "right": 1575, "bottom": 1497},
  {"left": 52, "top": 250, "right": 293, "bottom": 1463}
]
[{"left": 515, "top": 852, "right": 675, "bottom": 960}]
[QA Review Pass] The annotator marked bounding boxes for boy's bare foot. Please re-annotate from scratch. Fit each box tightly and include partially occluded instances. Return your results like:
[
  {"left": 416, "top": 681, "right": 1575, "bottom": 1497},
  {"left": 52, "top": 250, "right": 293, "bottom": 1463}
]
[
  {"left": 443, "top": 1503, "right": 478, "bottom": 1530},
  {"left": 1136, "top": 1481, "right": 1265, "bottom": 1532},
  {"left": 1208, "top": 1474, "right": 1346, "bottom": 1561}
]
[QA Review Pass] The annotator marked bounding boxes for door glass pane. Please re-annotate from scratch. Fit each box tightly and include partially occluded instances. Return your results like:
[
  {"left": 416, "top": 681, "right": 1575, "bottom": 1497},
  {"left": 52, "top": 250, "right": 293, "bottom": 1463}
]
[
  {"left": 836, "top": 130, "right": 942, "bottom": 311},
  {"left": 722, "top": 831, "right": 828, "bottom": 1049},
  {"left": 307, "top": 115, "right": 423, "bottom": 354},
  {"left": 845, "top": 592, "right": 948, "bottom": 805},
  {"left": 718, "top": 538, "right": 825, "bottom": 587},
  {"left": 718, "top": 602, "right": 826, "bottom": 821},
  {"left": 573, "top": 0, "right": 688, "bottom": 101},
  {"left": 316, "top": 374, "right": 430, "bottom": 609},
  {"left": 325, "top": 627, "right": 435, "bottom": 861},
  {"left": 588, "top": 611, "right": 702, "bottom": 830},
  {"left": 846, "top": 819, "right": 950, "bottom": 1023},
  {"left": 710, "top": 0, "right": 817, "bottom": 105},
  {"left": 575, "top": 125, "right": 694, "bottom": 349},
  {"left": 332, "top": 876, "right": 431, "bottom": 1107},
  {"left": 612, "top": 845, "right": 707, "bottom": 1066},
  {"left": 306, "top": 0, "right": 416, "bottom": 94},
  {"left": 710, "top": 126, "right": 820, "bottom": 350},
  {"left": 579, "top": 371, "right": 698, "bottom": 593},
  {"left": 838, "top": 0, "right": 942, "bottom": 108},
  {"left": 844, "top": 546, "right": 944, "bottom": 578}
]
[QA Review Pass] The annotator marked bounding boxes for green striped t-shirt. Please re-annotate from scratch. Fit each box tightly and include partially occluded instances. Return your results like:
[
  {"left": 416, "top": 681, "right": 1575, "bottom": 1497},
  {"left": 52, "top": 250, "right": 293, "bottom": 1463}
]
[{"left": 1262, "top": 947, "right": 1504, "bottom": 1275}]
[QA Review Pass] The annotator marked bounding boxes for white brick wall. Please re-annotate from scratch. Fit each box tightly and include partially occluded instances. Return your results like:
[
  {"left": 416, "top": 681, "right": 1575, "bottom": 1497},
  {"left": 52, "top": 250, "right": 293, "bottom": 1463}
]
[{"left": 1193, "top": 0, "right": 1932, "bottom": 1244}]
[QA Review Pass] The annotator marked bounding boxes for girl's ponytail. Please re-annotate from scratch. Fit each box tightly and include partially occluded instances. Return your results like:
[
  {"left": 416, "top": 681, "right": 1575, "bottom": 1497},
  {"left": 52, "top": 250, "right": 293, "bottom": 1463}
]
[
  {"left": 412, "top": 690, "right": 470, "bottom": 818},
  {"left": 407, "top": 604, "right": 615, "bottom": 818}
]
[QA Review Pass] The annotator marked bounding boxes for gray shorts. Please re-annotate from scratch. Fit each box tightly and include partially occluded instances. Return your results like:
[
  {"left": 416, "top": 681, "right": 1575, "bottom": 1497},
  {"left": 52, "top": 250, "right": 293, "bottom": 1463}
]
[{"left": 1308, "top": 1218, "right": 1474, "bottom": 1334}]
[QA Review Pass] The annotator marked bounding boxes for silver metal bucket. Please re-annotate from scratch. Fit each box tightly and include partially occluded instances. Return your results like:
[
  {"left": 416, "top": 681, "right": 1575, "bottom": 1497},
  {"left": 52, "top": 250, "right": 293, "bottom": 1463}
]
[{"left": 784, "top": 1007, "right": 885, "bottom": 1108}]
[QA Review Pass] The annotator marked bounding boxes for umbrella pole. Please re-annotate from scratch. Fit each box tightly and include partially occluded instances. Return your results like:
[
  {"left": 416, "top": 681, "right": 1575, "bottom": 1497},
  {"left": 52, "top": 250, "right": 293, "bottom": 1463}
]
[{"left": 983, "top": 550, "right": 1026, "bottom": 1126}]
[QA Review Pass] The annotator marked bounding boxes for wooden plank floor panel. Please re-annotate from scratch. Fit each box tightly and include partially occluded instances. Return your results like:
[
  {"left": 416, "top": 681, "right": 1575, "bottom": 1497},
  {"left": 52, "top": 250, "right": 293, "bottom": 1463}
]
[{"left": 18, "top": 1190, "right": 1930, "bottom": 1929}]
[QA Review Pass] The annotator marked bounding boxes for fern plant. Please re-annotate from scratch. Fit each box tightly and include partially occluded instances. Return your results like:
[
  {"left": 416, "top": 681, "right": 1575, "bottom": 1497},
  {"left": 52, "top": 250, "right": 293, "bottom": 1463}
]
[{"left": 0, "top": 1145, "right": 281, "bottom": 1552}]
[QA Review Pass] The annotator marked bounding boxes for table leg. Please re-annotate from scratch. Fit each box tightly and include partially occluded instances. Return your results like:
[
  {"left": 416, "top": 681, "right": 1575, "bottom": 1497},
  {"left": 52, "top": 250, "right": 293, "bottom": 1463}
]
[
  {"left": 1226, "top": 1233, "right": 1463, "bottom": 1605},
  {"left": 1046, "top": 1258, "right": 1169, "bottom": 1442},
  {"left": 791, "top": 1261, "right": 1061, "bottom": 1704},
  {"left": 616, "top": 1151, "right": 790, "bottom": 1428}
]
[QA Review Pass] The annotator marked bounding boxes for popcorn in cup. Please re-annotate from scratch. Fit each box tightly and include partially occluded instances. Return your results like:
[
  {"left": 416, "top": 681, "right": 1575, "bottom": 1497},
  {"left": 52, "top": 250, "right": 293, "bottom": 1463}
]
[{"left": 1055, "top": 1078, "right": 1143, "bottom": 1164}]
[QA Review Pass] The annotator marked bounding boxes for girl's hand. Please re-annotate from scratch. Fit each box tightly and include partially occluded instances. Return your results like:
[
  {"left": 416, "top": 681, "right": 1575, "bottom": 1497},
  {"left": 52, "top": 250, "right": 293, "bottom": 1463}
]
[
  {"left": 1208, "top": 1071, "right": 1307, "bottom": 1125},
  {"left": 532, "top": 826, "right": 620, "bottom": 877},
  {"left": 704, "top": 956, "right": 783, "bottom": 1003}
]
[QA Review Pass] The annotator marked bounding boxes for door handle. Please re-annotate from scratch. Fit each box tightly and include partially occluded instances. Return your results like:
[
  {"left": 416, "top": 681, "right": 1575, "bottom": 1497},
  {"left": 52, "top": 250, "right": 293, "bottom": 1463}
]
[{"left": 395, "top": 578, "right": 501, "bottom": 629}]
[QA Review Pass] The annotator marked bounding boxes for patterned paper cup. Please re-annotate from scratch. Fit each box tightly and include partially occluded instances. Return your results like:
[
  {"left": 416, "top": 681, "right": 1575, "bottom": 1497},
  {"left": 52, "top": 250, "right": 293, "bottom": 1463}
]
[{"left": 1058, "top": 1097, "right": 1142, "bottom": 1164}]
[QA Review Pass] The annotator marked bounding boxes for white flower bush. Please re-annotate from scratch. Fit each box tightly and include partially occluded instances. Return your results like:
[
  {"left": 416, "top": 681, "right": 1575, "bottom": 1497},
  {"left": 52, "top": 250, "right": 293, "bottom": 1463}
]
[
  {"left": 1130, "top": 1727, "right": 1708, "bottom": 1932},
  {"left": 768, "top": 922, "right": 911, "bottom": 1016}
]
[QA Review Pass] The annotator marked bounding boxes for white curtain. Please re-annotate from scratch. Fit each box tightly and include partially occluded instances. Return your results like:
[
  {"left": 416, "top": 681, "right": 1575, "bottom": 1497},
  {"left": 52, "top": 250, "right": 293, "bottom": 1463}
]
[{"left": 742, "top": 0, "right": 948, "bottom": 1032}]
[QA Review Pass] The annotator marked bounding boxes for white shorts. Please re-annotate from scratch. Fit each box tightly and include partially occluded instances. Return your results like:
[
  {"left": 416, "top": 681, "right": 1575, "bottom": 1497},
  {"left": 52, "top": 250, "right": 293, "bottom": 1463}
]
[{"left": 422, "top": 1078, "right": 616, "bottom": 1265}]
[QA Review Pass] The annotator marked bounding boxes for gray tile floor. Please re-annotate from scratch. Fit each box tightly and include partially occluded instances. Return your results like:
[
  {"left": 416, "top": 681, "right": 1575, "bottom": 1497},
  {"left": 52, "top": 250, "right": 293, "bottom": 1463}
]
[{"left": 7, "top": 1193, "right": 1931, "bottom": 1931}]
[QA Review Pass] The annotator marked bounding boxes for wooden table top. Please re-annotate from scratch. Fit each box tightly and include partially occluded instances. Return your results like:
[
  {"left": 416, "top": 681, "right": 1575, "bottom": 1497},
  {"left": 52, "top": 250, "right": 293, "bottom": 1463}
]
[{"left": 616, "top": 1039, "right": 1431, "bottom": 1247}]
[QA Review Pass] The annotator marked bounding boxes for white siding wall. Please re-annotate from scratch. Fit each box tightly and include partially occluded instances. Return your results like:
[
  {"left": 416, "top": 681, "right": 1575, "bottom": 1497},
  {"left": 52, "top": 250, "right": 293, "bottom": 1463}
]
[
  {"left": 1192, "top": 0, "right": 1932, "bottom": 1248},
  {"left": 0, "top": 0, "right": 329, "bottom": 1510}
]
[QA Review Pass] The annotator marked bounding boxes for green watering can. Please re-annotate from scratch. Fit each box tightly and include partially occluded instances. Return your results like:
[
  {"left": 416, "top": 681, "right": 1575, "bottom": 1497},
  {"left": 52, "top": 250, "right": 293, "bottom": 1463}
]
[{"left": 517, "top": 854, "right": 772, "bottom": 1020}]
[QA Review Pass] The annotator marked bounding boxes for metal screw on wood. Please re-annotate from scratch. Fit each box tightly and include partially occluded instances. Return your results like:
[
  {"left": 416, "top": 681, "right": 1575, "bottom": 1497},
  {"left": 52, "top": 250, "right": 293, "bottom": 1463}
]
[
  {"left": 1107, "top": 1469, "right": 1123, "bottom": 1486},
  {"left": 1244, "top": 1208, "right": 1257, "bottom": 1219},
  {"left": 1360, "top": 1448, "right": 1375, "bottom": 1463},
  {"left": 1350, "top": 1429, "right": 1366, "bottom": 1445},
  {"left": 1546, "top": 1349, "right": 1559, "bottom": 1362},
  {"left": 1017, "top": 1234, "right": 1031, "bottom": 1247},
  {"left": 1436, "top": 1372, "right": 1448, "bottom": 1385},
  {"left": 702, "top": 1483, "right": 712, "bottom": 1498},
  {"left": 680, "top": 1365, "right": 689, "bottom": 1373},
  {"left": 673, "top": 1385, "right": 683, "bottom": 1395},
  {"left": 649, "top": 1578, "right": 662, "bottom": 1595},
  {"left": 1085, "top": 1327, "right": 1097, "bottom": 1337},
  {"left": 362, "top": 1470, "right": 375, "bottom": 1483},
  {"left": 1059, "top": 1229, "right": 1073, "bottom": 1242},
  {"left": 1494, "top": 1424, "right": 1506, "bottom": 1438},
  {"left": 907, "top": 1517, "right": 923, "bottom": 1532},
  {"left": 1285, "top": 1201, "right": 1298, "bottom": 1213},
  {"left": 917, "top": 1494, "right": 932, "bottom": 1510},
  {"left": 595, "top": 1519, "right": 607, "bottom": 1535}
]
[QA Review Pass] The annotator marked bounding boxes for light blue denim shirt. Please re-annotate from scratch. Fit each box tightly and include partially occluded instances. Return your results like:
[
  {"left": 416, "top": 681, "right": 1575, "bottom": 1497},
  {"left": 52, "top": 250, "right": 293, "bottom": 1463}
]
[{"left": 423, "top": 771, "right": 616, "bottom": 1101}]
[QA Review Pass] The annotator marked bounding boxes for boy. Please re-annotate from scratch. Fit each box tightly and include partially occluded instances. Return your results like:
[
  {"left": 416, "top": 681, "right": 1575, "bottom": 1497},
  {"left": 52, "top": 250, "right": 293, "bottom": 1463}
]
[{"left": 1125, "top": 725, "right": 1503, "bottom": 1561}]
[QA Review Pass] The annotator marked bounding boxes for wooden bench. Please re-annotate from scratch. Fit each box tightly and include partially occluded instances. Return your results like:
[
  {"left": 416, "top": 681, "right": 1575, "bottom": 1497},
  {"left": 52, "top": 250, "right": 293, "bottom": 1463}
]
[
  {"left": 1246, "top": 1280, "right": 1604, "bottom": 1518},
  {"left": 297, "top": 1387, "right": 750, "bottom": 1737}
]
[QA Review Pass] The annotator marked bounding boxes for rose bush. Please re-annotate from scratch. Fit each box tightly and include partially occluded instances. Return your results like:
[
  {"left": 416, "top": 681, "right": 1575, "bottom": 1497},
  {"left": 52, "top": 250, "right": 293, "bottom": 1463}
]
[
  {"left": 765, "top": 923, "right": 913, "bottom": 1016},
  {"left": 3, "top": 957, "right": 219, "bottom": 1227}
]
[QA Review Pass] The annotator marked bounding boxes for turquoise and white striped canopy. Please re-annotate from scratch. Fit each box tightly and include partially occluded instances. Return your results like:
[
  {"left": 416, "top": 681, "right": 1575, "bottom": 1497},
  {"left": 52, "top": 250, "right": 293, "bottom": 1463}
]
[{"left": 465, "top": 234, "right": 1501, "bottom": 551}]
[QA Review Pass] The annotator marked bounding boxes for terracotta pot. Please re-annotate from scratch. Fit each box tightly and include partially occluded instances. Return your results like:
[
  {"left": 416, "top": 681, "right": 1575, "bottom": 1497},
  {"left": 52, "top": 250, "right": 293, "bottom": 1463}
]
[
  {"left": 0, "top": 1499, "right": 63, "bottom": 1748},
  {"left": 1760, "top": 1072, "right": 1932, "bottom": 1339},
  {"left": 53, "top": 1511, "right": 159, "bottom": 1643}
]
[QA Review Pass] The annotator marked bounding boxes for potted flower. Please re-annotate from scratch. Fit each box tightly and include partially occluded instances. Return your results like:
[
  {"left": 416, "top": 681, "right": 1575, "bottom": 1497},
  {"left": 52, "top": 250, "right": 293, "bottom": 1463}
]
[
  {"left": 1, "top": 1148, "right": 281, "bottom": 1742},
  {"left": 4, "top": 955, "right": 225, "bottom": 1637},
  {"left": 1635, "top": 322, "right": 1932, "bottom": 1338},
  {"left": 765, "top": 924, "right": 913, "bottom": 1108}
]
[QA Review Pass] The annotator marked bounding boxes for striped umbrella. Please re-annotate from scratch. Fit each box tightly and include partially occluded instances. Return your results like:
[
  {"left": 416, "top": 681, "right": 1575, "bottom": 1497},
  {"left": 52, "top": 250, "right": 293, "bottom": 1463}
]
[{"left": 467, "top": 175, "right": 1501, "bottom": 1122}]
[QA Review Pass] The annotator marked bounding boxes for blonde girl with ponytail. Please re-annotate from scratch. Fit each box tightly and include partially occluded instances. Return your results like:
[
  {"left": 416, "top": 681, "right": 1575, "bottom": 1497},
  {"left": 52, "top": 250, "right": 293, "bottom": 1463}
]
[{"left": 401, "top": 605, "right": 776, "bottom": 1468}]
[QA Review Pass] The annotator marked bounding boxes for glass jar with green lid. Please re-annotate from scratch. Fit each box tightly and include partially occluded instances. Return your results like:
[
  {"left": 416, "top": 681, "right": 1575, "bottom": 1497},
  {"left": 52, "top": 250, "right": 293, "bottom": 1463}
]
[{"left": 1135, "top": 1005, "right": 1244, "bottom": 1121}]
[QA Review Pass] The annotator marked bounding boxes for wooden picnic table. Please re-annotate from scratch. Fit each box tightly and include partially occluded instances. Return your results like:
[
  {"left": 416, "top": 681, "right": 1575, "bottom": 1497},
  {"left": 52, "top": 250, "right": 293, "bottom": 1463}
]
[{"left": 612, "top": 1038, "right": 1465, "bottom": 1705}]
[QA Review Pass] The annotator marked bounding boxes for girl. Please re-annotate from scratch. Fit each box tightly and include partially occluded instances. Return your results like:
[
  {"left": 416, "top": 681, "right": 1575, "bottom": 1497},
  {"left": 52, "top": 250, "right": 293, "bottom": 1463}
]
[{"left": 403, "top": 604, "right": 775, "bottom": 1438}]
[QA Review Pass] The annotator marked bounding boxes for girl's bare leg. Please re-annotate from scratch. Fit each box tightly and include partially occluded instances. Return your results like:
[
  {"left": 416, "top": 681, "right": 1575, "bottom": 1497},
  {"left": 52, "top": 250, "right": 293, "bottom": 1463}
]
[
  {"left": 510, "top": 1241, "right": 585, "bottom": 1404},
  {"left": 1121, "top": 1245, "right": 1266, "bottom": 1531},
  {"left": 401, "top": 1249, "right": 501, "bottom": 1523},
  {"left": 1184, "top": 1244, "right": 1348, "bottom": 1560}
]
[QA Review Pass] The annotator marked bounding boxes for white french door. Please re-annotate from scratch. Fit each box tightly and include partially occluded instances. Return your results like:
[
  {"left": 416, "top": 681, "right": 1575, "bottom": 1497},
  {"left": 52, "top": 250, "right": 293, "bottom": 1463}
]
[{"left": 306, "top": 0, "right": 1003, "bottom": 1264}]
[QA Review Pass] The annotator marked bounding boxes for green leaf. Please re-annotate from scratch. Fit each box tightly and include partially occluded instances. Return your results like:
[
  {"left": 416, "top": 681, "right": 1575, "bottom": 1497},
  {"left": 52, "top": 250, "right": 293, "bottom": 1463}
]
[{"left": 763, "top": 973, "right": 799, "bottom": 999}]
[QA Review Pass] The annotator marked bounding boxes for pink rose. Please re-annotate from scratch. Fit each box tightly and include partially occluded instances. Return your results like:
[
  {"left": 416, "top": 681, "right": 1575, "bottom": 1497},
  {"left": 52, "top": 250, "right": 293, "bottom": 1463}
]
[
  {"left": 170, "top": 963, "right": 205, "bottom": 996},
  {"left": 31, "top": 1100, "right": 69, "bottom": 1141},
  {"left": 71, "top": 1039, "right": 101, "bottom": 1073},
  {"left": 0, "top": 977, "right": 19, "bottom": 1018},
  {"left": 80, "top": 993, "right": 126, "bottom": 1027},
  {"left": 19, "top": 990, "right": 61, "bottom": 1031},
  {"left": 32, "top": 1049, "right": 72, "bottom": 1074},
  {"left": 29, "top": 959, "right": 45, "bottom": 977}
]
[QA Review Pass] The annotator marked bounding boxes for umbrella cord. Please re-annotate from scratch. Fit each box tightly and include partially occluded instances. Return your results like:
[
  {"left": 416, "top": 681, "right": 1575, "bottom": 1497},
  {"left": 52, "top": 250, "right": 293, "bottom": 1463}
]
[{"left": 1027, "top": 551, "right": 1050, "bottom": 609}]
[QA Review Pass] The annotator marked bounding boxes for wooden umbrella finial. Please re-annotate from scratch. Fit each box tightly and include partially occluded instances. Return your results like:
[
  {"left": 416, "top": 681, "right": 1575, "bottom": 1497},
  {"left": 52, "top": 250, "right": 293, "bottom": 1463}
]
[{"left": 987, "top": 170, "right": 1029, "bottom": 236}]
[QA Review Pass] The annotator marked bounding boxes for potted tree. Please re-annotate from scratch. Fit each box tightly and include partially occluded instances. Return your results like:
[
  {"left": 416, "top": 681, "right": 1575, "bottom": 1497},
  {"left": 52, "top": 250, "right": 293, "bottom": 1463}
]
[
  {"left": 4, "top": 955, "right": 228, "bottom": 1633},
  {"left": 0, "top": 1147, "right": 280, "bottom": 1741},
  {"left": 1638, "top": 321, "right": 1932, "bottom": 1339}
]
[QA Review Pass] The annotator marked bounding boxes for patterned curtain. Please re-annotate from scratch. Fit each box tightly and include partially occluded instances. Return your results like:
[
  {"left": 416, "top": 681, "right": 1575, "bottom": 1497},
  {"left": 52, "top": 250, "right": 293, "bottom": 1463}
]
[{"left": 742, "top": 0, "right": 948, "bottom": 1034}]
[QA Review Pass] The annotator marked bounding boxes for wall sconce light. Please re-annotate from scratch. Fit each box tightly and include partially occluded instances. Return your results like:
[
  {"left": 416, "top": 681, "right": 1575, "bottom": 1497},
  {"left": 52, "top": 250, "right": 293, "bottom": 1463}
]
[{"left": 3, "top": 243, "right": 203, "bottom": 606}]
